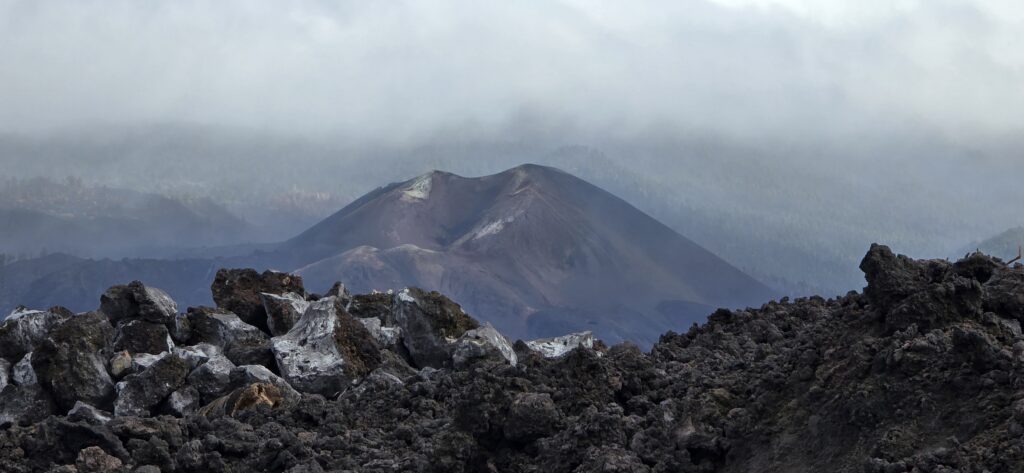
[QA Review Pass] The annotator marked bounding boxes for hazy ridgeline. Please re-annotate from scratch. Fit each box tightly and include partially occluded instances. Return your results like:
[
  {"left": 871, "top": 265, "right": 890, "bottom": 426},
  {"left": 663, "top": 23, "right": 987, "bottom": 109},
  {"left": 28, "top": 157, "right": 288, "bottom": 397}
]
[{"left": 1, "top": 126, "right": 1021, "bottom": 298}]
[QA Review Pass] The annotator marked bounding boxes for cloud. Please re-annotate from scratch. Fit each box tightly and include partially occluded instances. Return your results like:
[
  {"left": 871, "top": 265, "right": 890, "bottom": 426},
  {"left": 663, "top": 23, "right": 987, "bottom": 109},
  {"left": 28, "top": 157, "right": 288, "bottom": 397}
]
[{"left": 0, "top": 0, "right": 1021, "bottom": 142}]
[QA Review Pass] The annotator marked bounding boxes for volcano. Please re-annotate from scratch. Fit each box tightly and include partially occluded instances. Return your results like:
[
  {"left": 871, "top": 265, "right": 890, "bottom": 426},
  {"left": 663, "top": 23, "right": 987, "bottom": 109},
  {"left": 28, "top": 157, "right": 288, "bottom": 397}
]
[{"left": 284, "top": 164, "right": 774, "bottom": 345}]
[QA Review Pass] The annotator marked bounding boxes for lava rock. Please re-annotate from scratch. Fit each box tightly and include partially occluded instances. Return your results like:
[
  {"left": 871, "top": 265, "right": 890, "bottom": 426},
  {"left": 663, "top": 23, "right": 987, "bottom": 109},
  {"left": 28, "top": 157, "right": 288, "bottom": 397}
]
[
  {"left": 270, "top": 297, "right": 380, "bottom": 396},
  {"left": 358, "top": 316, "right": 403, "bottom": 348},
  {"left": 12, "top": 352, "right": 36, "bottom": 386},
  {"left": 112, "top": 320, "right": 173, "bottom": 355},
  {"left": 452, "top": 322, "right": 517, "bottom": 367},
  {"left": 505, "top": 392, "right": 561, "bottom": 442},
  {"left": 0, "top": 358, "right": 8, "bottom": 391},
  {"left": 0, "top": 383, "right": 54, "bottom": 426},
  {"left": 347, "top": 292, "right": 396, "bottom": 324},
  {"left": 183, "top": 306, "right": 274, "bottom": 368},
  {"left": 68, "top": 401, "right": 114, "bottom": 425},
  {"left": 211, "top": 268, "right": 305, "bottom": 333},
  {"left": 393, "top": 287, "right": 480, "bottom": 368},
  {"left": 76, "top": 446, "right": 124, "bottom": 473},
  {"left": 260, "top": 292, "right": 309, "bottom": 336},
  {"left": 114, "top": 355, "right": 189, "bottom": 417},
  {"left": 526, "top": 331, "right": 595, "bottom": 358},
  {"left": 33, "top": 311, "right": 116, "bottom": 411},
  {"left": 99, "top": 281, "right": 178, "bottom": 326},
  {"left": 172, "top": 343, "right": 221, "bottom": 370},
  {"left": 0, "top": 307, "right": 69, "bottom": 361},
  {"left": 186, "top": 355, "right": 236, "bottom": 403},
  {"left": 164, "top": 386, "right": 201, "bottom": 417},
  {"left": 130, "top": 352, "right": 168, "bottom": 373}
]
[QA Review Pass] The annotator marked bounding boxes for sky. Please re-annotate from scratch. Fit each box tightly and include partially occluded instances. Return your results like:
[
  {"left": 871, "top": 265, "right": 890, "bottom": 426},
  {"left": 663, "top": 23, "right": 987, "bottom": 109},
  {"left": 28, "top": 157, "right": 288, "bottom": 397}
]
[{"left": 1, "top": 0, "right": 1022, "bottom": 143}]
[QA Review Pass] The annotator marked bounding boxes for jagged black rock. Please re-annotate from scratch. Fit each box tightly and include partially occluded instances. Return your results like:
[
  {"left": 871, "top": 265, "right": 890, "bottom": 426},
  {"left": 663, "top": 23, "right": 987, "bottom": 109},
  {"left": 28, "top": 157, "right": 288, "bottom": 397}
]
[{"left": 1, "top": 245, "right": 1023, "bottom": 472}]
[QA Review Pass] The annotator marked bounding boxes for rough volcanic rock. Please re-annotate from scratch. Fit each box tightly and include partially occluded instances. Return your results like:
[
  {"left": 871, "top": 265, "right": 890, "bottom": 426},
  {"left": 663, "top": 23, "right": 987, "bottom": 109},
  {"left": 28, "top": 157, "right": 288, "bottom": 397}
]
[
  {"left": 0, "top": 383, "right": 54, "bottom": 427},
  {"left": 0, "top": 358, "right": 9, "bottom": 390},
  {"left": 325, "top": 281, "right": 351, "bottom": 299},
  {"left": 526, "top": 331, "right": 595, "bottom": 358},
  {"left": 4, "top": 248, "right": 1024, "bottom": 472},
  {"left": 32, "top": 311, "right": 116, "bottom": 411},
  {"left": 129, "top": 353, "right": 167, "bottom": 373},
  {"left": 67, "top": 401, "right": 114, "bottom": 425},
  {"left": 99, "top": 281, "right": 178, "bottom": 326},
  {"left": 113, "top": 355, "right": 189, "bottom": 417},
  {"left": 183, "top": 306, "right": 274, "bottom": 369},
  {"left": 172, "top": 343, "right": 221, "bottom": 370},
  {"left": 861, "top": 243, "right": 986, "bottom": 332},
  {"left": 112, "top": 320, "right": 173, "bottom": 355},
  {"left": 452, "top": 322, "right": 517, "bottom": 368},
  {"left": 270, "top": 297, "right": 380, "bottom": 396},
  {"left": 12, "top": 353, "right": 36, "bottom": 386},
  {"left": 186, "top": 355, "right": 235, "bottom": 403},
  {"left": 504, "top": 392, "right": 561, "bottom": 442},
  {"left": 358, "top": 316, "right": 403, "bottom": 348},
  {"left": 76, "top": 446, "right": 124, "bottom": 473},
  {"left": 260, "top": 292, "right": 309, "bottom": 337},
  {"left": 211, "top": 268, "right": 305, "bottom": 333},
  {"left": 0, "top": 307, "right": 69, "bottom": 361},
  {"left": 347, "top": 292, "right": 396, "bottom": 323},
  {"left": 393, "top": 287, "right": 480, "bottom": 368},
  {"left": 164, "top": 386, "right": 201, "bottom": 417}
]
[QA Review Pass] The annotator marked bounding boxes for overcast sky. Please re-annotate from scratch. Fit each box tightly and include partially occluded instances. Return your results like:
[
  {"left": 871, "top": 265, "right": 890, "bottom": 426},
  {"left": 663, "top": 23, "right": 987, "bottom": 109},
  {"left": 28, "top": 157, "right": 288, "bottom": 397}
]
[{"left": 1, "top": 0, "right": 1022, "bottom": 143}]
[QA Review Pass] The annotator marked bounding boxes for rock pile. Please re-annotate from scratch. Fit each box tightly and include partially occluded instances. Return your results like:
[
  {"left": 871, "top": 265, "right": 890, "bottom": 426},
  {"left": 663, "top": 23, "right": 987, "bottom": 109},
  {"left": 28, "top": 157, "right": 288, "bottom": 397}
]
[{"left": 2, "top": 246, "right": 1024, "bottom": 472}]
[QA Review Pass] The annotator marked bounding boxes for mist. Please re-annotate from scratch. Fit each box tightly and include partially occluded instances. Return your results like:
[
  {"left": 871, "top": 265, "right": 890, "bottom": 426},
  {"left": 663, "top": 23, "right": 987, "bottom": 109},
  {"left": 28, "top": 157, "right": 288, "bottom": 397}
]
[{"left": 1, "top": 0, "right": 1023, "bottom": 300}]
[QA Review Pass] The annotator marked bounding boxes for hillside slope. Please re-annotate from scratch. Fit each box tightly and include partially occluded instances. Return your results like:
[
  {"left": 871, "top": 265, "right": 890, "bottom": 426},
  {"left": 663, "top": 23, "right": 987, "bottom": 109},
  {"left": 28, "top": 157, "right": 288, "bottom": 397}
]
[{"left": 287, "top": 164, "right": 775, "bottom": 344}]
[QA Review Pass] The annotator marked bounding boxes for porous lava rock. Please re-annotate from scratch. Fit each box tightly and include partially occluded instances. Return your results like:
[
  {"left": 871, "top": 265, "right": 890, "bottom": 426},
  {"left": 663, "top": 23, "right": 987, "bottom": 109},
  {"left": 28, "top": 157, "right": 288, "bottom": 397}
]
[{"left": 211, "top": 268, "right": 305, "bottom": 333}]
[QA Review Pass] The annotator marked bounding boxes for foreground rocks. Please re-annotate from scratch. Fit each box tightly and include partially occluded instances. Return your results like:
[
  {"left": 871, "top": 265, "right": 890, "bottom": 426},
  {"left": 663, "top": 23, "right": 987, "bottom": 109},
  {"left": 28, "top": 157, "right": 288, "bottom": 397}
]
[{"left": 2, "top": 247, "right": 1024, "bottom": 472}]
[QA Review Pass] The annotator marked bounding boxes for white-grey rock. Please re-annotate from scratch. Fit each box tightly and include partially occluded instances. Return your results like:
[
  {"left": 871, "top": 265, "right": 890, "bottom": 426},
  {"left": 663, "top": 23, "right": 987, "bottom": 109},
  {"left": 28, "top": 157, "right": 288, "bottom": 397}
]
[
  {"left": 131, "top": 352, "right": 170, "bottom": 373},
  {"left": 358, "top": 317, "right": 403, "bottom": 348},
  {"left": 270, "top": 297, "right": 353, "bottom": 396},
  {"left": 67, "top": 401, "right": 113, "bottom": 424},
  {"left": 166, "top": 386, "right": 201, "bottom": 417},
  {"left": 186, "top": 307, "right": 273, "bottom": 367},
  {"left": 187, "top": 355, "right": 236, "bottom": 403},
  {"left": 525, "top": 331, "right": 595, "bottom": 358},
  {"left": 100, "top": 281, "right": 178, "bottom": 325},
  {"left": 0, "top": 308, "right": 68, "bottom": 361},
  {"left": 260, "top": 292, "right": 310, "bottom": 336},
  {"left": 12, "top": 352, "right": 36, "bottom": 386},
  {"left": 114, "top": 354, "right": 189, "bottom": 417},
  {"left": 0, "top": 358, "right": 9, "bottom": 391},
  {"left": 173, "top": 343, "right": 222, "bottom": 370},
  {"left": 453, "top": 323, "right": 518, "bottom": 367}
]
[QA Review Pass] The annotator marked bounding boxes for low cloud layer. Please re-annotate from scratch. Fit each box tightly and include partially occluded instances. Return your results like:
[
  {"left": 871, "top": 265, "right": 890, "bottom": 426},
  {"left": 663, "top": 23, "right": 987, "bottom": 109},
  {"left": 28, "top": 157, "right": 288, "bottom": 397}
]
[{"left": 1, "top": 0, "right": 1022, "bottom": 142}]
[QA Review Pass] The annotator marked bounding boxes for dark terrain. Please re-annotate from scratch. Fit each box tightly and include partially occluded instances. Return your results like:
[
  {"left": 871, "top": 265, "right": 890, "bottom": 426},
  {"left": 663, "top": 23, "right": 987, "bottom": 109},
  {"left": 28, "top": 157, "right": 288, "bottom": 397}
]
[{"left": 0, "top": 244, "right": 1023, "bottom": 472}]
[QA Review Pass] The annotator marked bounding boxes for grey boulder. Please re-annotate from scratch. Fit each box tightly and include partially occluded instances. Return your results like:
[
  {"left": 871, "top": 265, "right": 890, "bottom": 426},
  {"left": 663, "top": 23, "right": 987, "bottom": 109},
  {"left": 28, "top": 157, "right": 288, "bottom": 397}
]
[
  {"left": 114, "top": 354, "right": 189, "bottom": 417},
  {"left": 270, "top": 297, "right": 380, "bottom": 396},
  {"left": 393, "top": 288, "right": 480, "bottom": 368},
  {"left": 99, "top": 281, "right": 178, "bottom": 326},
  {"left": 260, "top": 292, "right": 309, "bottom": 336}
]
